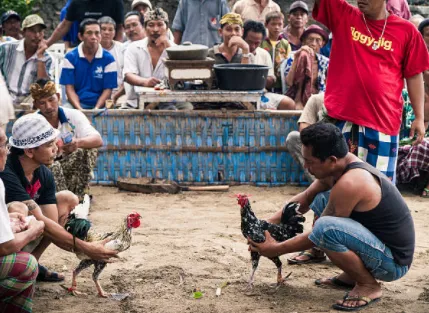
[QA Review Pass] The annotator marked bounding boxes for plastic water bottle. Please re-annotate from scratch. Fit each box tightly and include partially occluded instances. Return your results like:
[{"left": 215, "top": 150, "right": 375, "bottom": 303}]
[{"left": 60, "top": 123, "right": 73, "bottom": 144}]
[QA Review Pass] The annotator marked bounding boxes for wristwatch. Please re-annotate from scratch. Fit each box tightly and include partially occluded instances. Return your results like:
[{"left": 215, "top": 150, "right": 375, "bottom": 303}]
[
  {"left": 242, "top": 53, "right": 252, "bottom": 58},
  {"left": 36, "top": 56, "right": 49, "bottom": 63}
]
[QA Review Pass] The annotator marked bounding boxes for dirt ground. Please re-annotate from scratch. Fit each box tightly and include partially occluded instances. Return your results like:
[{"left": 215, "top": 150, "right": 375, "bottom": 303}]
[{"left": 33, "top": 185, "right": 429, "bottom": 313}]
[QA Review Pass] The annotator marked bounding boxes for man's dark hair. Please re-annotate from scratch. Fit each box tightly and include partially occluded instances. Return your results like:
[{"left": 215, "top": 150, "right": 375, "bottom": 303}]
[
  {"left": 79, "top": 18, "right": 100, "bottom": 35},
  {"left": 265, "top": 11, "right": 284, "bottom": 25},
  {"left": 10, "top": 146, "right": 26, "bottom": 156},
  {"left": 243, "top": 20, "right": 266, "bottom": 40},
  {"left": 125, "top": 11, "right": 144, "bottom": 26},
  {"left": 300, "top": 122, "right": 349, "bottom": 162},
  {"left": 35, "top": 78, "right": 52, "bottom": 88}
]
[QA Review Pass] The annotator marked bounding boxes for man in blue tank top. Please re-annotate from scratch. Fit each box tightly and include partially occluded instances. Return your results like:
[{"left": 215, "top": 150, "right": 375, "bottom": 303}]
[{"left": 249, "top": 122, "right": 415, "bottom": 312}]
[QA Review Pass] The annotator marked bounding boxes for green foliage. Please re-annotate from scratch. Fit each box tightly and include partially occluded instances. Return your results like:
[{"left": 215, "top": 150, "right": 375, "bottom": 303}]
[{"left": 0, "top": 0, "right": 39, "bottom": 19}]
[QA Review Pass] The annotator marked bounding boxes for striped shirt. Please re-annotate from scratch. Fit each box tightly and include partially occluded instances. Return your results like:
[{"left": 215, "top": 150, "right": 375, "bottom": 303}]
[{"left": 0, "top": 39, "right": 52, "bottom": 105}]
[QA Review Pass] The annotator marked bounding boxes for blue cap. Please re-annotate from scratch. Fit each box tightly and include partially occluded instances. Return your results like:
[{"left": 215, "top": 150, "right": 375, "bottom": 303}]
[{"left": 1, "top": 10, "right": 20, "bottom": 25}]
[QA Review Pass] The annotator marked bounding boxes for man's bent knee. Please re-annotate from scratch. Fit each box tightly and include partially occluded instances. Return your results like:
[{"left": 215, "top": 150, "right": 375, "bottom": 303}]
[
  {"left": 310, "top": 216, "right": 350, "bottom": 253},
  {"left": 56, "top": 190, "right": 79, "bottom": 211},
  {"left": 7, "top": 201, "right": 29, "bottom": 216}
]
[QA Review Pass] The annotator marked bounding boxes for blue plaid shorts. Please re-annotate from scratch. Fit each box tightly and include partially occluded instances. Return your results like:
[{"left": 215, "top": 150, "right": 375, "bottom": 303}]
[{"left": 336, "top": 121, "right": 399, "bottom": 183}]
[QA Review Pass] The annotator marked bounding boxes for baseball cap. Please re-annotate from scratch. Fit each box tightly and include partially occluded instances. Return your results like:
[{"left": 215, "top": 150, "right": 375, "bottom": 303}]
[
  {"left": 300, "top": 24, "right": 329, "bottom": 43},
  {"left": 419, "top": 18, "right": 429, "bottom": 35},
  {"left": 1, "top": 10, "right": 20, "bottom": 25},
  {"left": 289, "top": 1, "right": 309, "bottom": 14},
  {"left": 21, "top": 14, "right": 46, "bottom": 30},
  {"left": 9, "top": 114, "right": 59, "bottom": 149},
  {"left": 132, "top": 0, "right": 152, "bottom": 10}
]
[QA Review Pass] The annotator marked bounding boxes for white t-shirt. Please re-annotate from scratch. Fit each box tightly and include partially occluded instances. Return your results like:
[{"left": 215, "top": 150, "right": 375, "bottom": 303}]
[
  {"left": 106, "top": 41, "right": 124, "bottom": 89},
  {"left": 58, "top": 107, "right": 100, "bottom": 139},
  {"left": 0, "top": 179, "right": 14, "bottom": 245},
  {"left": 251, "top": 47, "right": 275, "bottom": 78}
]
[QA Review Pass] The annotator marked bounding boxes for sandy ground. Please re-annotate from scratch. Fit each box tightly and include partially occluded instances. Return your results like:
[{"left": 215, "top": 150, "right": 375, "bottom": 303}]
[{"left": 33, "top": 185, "right": 429, "bottom": 313}]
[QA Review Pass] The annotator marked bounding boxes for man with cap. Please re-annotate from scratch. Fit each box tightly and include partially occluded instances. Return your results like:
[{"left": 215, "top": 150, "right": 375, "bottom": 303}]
[
  {"left": 281, "top": 1, "right": 309, "bottom": 51},
  {"left": 1, "top": 10, "right": 22, "bottom": 40},
  {"left": 46, "top": 0, "right": 124, "bottom": 47},
  {"left": 0, "top": 114, "right": 118, "bottom": 282},
  {"left": 31, "top": 78, "right": 103, "bottom": 200},
  {"left": 124, "top": 8, "right": 193, "bottom": 110},
  {"left": 283, "top": 25, "right": 330, "bottom": 109},
  {"left": 0, "top": 14, "right": 52, "bottom": 107},
  {"left": 172, "top": 0, "right": 229, "bottom": 47},
  {"left": 60, "top": 19, "right": 118, "bottom": 110},
  {"left": 232, "top": 0, "right": 280, "bottom": 24},
  {"left": 0, "top": 126, "right": 45, "bottom": 313},
  {"left": 132, "top": 0, "right": 152, "bottom": 17},
  {"left": 312, "top": 0, "right": 429, "bottom": 185}
]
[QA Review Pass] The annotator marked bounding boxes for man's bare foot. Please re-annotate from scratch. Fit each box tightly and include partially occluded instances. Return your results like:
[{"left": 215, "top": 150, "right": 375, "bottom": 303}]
[
  {"left": 287, "top": 248, "right": 326, "bottom": 264},
  {"left": 316, "top": 272, "right": 355, "bottom": 289},
  {"left": 335, "top": 282, "right": 382, "bottom": 309}
]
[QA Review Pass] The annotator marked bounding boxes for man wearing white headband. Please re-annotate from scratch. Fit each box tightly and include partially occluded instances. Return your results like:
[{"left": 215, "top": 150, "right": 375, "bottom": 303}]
[{"left": 0, "top": 114, "right": 117, "bottom": 282}]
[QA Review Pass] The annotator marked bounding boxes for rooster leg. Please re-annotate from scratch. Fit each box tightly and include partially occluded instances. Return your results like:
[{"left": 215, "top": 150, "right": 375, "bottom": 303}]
[
  {"left": 244, "top": 252, "right": 260, "bottom": 293},
  {"left": 269, "top": 257, "right": 285, "bottom": 291},
  {"left": 68, "top": 260, "right": 93, "bottom": 296},
  {"left": 93, "top": 261, "right": 108, "bottom": 298}
]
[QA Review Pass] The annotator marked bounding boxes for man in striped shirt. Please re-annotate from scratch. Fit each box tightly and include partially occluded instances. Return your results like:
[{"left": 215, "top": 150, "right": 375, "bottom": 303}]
[{"left": 0, "top": 14, "right": 52, "bottom": 107}]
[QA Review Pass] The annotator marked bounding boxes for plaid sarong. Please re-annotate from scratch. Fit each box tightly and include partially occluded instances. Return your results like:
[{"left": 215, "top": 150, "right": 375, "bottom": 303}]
[
  {"left": 49, "top": 148, "right": 98, "bottom": 200},
  {"left": 336, "top": 121, "right": 399, "bottom": 183},
  {"left": 397, "top": 139, "right": 429, "bottom": 184},
  {"left": 0, "top": 252, "right": 38, "bottom": 313}
]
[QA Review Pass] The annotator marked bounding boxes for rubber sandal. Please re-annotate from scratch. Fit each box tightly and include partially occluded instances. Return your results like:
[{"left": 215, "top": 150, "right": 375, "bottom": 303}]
[
  {"left": 37, "top": 265, "right": 64, "bottom": 282},
  {"left": 315, "top": 276, "right": 355, "bottom": 289},
  {"left": 287, "top": 250, "right": 326, "bottom": 265},
  {"left": 421, "top": 188, "right": 429, "bottom": 198},
  {"left": 332, "top": 293, "right": 381, "bottom": 311}
]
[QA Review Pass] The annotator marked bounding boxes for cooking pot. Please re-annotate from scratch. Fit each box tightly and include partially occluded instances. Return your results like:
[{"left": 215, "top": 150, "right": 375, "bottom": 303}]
[
  {"left": 213, "top": 64, "right": 269, "bottom": 91},
  {"left": 166, "top": 41, "right": 209, "bottom": 60}
]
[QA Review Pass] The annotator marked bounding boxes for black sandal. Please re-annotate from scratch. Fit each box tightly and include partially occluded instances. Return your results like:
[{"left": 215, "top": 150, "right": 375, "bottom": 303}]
[
  {"left": 332, "top": 292, "right": 381, "bottom": 311},
  {"left": 37, "top": 265, "right": 64, "bottom": 282}
]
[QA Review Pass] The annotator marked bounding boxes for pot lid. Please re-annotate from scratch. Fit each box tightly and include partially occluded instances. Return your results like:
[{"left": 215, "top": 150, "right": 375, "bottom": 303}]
[{"left": 166, "top": 41, "right": 208, "bottom": 52}]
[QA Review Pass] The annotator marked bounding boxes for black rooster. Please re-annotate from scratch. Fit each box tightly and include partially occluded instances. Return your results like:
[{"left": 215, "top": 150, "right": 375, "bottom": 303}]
[{"left": 236, "top": 194, "right": 305, "bottom": 291}]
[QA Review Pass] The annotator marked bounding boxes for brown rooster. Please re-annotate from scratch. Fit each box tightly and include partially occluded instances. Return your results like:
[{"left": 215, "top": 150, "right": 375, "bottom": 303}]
[{"left": 64, "top": 195, "right": 141, "bottom": 297}]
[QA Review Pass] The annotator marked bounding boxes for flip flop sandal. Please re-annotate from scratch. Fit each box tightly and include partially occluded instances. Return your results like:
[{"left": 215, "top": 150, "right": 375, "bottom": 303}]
[
  {"left": 421, "top": 188, "right": 429, "bottom": 198},
  {"left": 287, "top": 250, "right": 327, "bottom": 265},
  {"left": 332, "top": 293, "right": 381, "bottom": 311},
  {"left": 37, "top": 265, "right": 64, "bottom": 282},
  {"left": 315, "top": 276, "right": 355, "bottom": 290}
]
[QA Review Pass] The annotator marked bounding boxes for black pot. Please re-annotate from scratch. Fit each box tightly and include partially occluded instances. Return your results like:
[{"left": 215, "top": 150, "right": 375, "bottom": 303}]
[
  {"left": 213, "top": 64, "right": 269, "bottom": 91},
  {"left": 166, "top": 41, "right": 209, "bottom": 60}
]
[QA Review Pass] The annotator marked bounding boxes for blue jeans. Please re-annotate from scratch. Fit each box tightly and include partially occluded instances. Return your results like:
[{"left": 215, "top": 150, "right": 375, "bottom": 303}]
[{"left": 308, "top": 191, "right": 409, "bottom": 282}]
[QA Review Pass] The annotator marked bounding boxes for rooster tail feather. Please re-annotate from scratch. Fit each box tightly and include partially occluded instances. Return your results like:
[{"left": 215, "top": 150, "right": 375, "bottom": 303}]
[
  {"left": 65, "top": 214, "right": 91, "bottom": 240},
  {"left": 70, "top": 194, "right": 91, "bottom": 220}
]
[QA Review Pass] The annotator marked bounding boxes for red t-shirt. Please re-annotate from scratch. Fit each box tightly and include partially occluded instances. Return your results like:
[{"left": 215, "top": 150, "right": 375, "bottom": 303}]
[{"left": 313, "top": 0, "right": 429, "bottom": 136}]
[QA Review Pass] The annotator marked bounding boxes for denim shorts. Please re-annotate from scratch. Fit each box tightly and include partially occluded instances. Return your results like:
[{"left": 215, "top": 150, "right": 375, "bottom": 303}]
[{"left": 308, "top": 191, "right": 409, "bottom": 282}]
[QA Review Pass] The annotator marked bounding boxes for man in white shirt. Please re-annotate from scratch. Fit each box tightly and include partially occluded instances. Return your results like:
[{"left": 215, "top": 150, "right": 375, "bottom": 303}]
[
  {"left": 243, "top": 20, "right": 295, "bottom": 110},
  {"left": 98, "top": 16, "right": 126, "bottom": 107},
  {"left": 0, "top": 127, "right": 45, "bottom": 312},
  {"left": 31, "top": 79, "right": 103, "bottom": 200},
  {"left": 123, "top": 8, "right": 193, "bottom": 110}
]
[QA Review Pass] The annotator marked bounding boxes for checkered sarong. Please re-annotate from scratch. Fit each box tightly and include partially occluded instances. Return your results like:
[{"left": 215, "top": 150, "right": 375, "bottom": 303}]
[
  {"left": 397, "top": 139, "right": 429, "bottom": 184},
  {"left": 0, "top": 252, "right": 38, "bottom": 313},
  {"left": 336, "top": 121, "right": 399, "bottom": 183}
]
